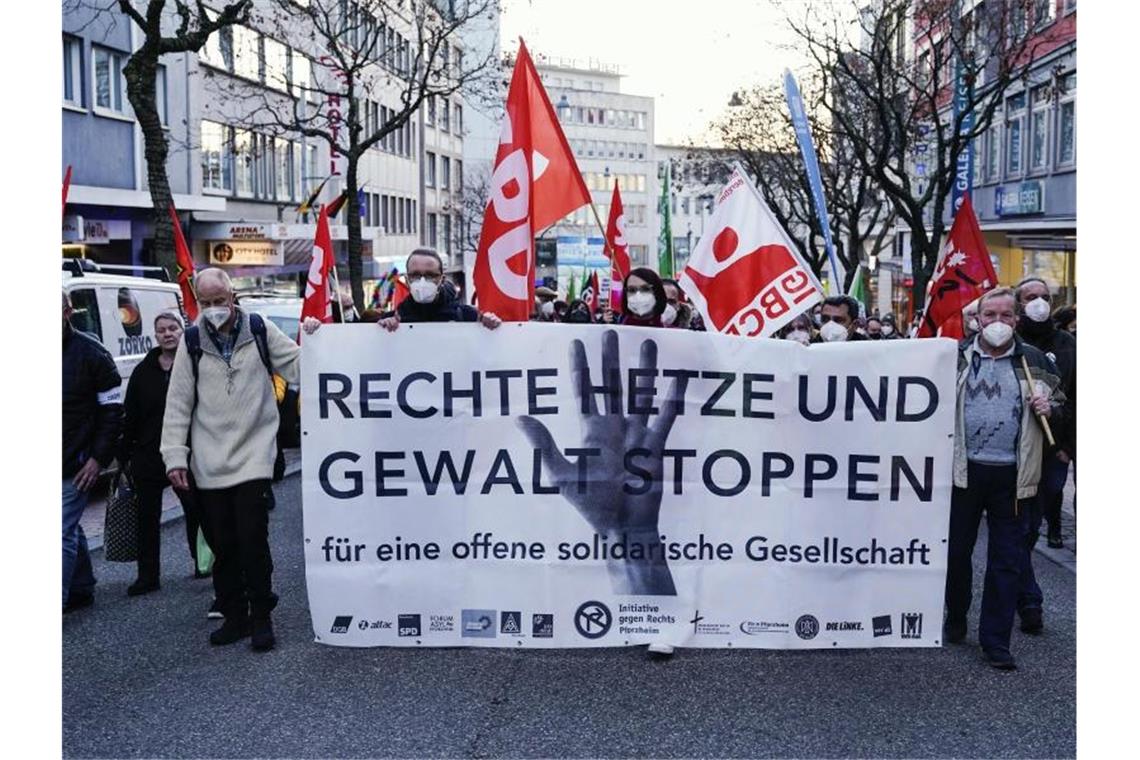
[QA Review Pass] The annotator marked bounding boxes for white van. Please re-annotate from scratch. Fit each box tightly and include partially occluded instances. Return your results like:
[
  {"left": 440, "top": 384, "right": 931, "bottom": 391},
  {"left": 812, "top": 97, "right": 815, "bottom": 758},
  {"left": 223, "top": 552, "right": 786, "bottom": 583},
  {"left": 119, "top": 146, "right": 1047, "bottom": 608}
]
[{"left": 63, "top": 259, "right": 185, "bottom": 391}]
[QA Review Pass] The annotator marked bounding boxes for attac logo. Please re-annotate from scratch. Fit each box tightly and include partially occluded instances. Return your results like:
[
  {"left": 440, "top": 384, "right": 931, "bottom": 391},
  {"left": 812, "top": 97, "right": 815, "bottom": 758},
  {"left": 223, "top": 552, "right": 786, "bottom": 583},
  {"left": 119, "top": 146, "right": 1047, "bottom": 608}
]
[
  {"left": 330, "top": 615, "right": 353, "bottom": 634},
  {"left": 872, "top": 615, "right": 893, "bottom": 637},
  {"left": 825, "top": 621, "right": 864, "bottom": 632},
  {"left": 574, "top": 601, "right": 613, "bottom": 639},
  {"left": 398, "top": 614, "right": 422, "bottom": 637},
  {"left": 900, "top": 613, "right": 924, "bottom": 640},
  {"left": 461, "top": 609, "right": 497, "bottom": 639},
  {"left": 794, "top": 614, "right": 820, "bottom": 641},
  {"left": 500, "top": 611, "right": 523, "bottom": 635},
  {"left": 532, "top": 614, "right": 554, "bottom": 638}
]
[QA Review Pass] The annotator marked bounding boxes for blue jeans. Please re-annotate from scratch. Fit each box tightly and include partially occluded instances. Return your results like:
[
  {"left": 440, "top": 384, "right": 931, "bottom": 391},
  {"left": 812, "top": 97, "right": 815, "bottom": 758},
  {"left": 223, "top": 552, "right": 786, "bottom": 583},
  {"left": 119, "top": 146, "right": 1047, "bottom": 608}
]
[{"left": 62, "top": 478, "right": 95, "bottom": 607}]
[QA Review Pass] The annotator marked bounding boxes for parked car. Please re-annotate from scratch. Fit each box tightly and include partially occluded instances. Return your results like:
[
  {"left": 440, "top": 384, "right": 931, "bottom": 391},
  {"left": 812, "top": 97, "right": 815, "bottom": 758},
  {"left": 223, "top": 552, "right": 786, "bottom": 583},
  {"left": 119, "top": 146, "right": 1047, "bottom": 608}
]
[
  {"left": 237, "top": 294, "right": 303, "bottom": 448},
  {"left": 62, "top": 259, "right": 184, "bottom": 393}
]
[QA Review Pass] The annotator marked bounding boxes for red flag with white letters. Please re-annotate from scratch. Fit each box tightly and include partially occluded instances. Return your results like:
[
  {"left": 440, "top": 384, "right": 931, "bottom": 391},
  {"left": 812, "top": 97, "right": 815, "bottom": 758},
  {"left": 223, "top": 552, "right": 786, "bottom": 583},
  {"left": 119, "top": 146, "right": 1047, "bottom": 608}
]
[
  {"left": 678, "top": 166, "right": 824, "bottom": 337},
  {"left": 300, "top": 205, "right": 335, "bottom": 331},
  {"left": 605, "top": 181, "right": 631, "bottom": 313},
  {"left": 917, "top": 195, "right": 998, "bottom": 338},
  {"left": 473, "top": 40, "right": 592, "bottom": 321}
]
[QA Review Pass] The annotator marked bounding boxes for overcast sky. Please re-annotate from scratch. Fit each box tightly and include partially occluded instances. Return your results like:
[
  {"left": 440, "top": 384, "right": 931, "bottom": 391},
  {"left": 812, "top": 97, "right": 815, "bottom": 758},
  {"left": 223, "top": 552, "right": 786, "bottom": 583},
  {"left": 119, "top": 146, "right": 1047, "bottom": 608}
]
[{"left": 499, "top": 0, "right": 817, "bottom": 146}]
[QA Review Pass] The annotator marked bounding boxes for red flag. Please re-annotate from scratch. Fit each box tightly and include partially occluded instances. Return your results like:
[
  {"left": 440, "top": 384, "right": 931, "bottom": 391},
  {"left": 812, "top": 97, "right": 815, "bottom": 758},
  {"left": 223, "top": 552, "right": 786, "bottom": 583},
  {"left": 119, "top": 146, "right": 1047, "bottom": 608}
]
[
  {"left": 392, "top": 275, "right": 410, "bottom": 310},
  {"left": 588, "top": 270, "right": 600, "bottom": 315},
  {"left": 605, "top": 181, "right": 631, "bottom": 312},
  {"left": 917, "top": 195, "right": 998, "bottom": 338},
  {"left": 168, "top": 204, "right": 199, "bottom": 320},
  {"left": 325, "top": 189, "right": 350, "bottom": 218},
  {"left": 300, "top": 205, "right": 335, "bottom": 329},
  {"left": 473, "top": 40, "right": 592, "bottom": 321},
  {"left": 62, "top": 165, "right": 73, "bottom": 218},
  {"left": 678, "top": 166, "right": 824, "bottom": 337}
]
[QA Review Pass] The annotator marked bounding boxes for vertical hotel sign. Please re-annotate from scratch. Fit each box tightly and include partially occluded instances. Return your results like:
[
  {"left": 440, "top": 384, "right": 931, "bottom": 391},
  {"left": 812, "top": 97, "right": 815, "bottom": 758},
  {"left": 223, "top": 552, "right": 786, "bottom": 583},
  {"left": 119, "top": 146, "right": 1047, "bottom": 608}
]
[{"left": 951, "top": 57, "right": 974, "bottom": 214}]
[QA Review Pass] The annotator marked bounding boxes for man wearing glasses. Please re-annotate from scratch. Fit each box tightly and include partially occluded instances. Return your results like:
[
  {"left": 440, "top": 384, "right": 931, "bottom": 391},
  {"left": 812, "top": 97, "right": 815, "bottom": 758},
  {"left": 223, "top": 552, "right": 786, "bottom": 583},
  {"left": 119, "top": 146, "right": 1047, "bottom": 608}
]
[{"left": 377, "top": 248, "right": 502, "bottom": 331}]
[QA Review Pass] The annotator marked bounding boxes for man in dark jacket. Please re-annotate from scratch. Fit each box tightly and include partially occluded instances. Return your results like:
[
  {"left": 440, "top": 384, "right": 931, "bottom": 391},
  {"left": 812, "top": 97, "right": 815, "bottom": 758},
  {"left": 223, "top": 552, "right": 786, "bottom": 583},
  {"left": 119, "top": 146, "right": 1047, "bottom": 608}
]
[
  {"left": 1013, "top": 277, "right": 1077, "bottom": 634},
  {"left": 811, "top": 295, "right": 868, "bottom": 343},
  {"left": 62, "top": 290, "right": 123, "bottom": 612},
  {"left": 377, "top": 248, "right": 502, "bottom": 331}
]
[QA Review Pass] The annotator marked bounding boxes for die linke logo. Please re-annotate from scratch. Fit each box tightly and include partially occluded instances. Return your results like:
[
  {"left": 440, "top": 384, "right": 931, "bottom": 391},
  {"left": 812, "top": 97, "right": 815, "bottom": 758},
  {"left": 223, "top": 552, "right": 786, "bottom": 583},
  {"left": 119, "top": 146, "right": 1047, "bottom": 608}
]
[
  {"left": 330, "top": 616, "right": 353, "bottom": 634},
  {"left": 398, "top": 614, "right": 422, "bottom": 637},
  {"left": 900, "top": 613, "right": 924, "bottom": 639},
  {"left": 872, "top": 615, "right": 893, "bottom": 637}
]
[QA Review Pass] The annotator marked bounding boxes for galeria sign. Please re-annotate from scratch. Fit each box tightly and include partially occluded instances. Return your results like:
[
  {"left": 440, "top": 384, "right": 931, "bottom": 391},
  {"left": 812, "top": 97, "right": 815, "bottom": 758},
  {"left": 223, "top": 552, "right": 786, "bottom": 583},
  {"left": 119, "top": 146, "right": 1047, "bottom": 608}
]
[{"left": 301, "top": 324, "right": 956, "bottom": 649}]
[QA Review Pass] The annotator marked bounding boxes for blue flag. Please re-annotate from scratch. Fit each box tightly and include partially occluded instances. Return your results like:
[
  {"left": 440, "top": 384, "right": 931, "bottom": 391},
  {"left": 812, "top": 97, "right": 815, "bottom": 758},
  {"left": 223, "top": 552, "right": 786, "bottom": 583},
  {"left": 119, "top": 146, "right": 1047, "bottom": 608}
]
[{"left": 783, "top": 69, "right": 842, "bottom": 292}]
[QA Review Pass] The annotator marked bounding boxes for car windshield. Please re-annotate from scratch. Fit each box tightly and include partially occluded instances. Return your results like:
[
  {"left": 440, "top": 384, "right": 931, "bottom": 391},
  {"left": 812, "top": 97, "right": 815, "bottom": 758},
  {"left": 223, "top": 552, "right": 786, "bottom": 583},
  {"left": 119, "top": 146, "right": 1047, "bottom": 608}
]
[{"left": 267, "top": 316, "right": 300, "bottom": 339}]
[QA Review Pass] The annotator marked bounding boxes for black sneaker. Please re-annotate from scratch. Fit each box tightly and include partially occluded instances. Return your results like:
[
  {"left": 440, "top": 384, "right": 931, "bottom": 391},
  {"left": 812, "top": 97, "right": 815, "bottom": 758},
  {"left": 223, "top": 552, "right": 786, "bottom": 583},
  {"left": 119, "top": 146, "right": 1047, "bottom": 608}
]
[
  {"left": 1019, "top": 608, "right": 1044, "bottom": 634},
  {"left": 1047, "top": 533, "right": 1064, "bottom": 549},
  {"left": 127, "top": 579, "right": 160, "bottom": 597},
  {"left": 943, "top": 619, "right": 967, "bottom": 644},
  {"left": 984, "top": 649, "right": 1017, "bottom": 670},
  {"left": 63, "top": 593, "right": 95, "bottom": 614},
  {"left": 209, "top": 618, "right": 251, "bottom": 646},
  {"left": 251, "top": 618, "right": 276, "bottom": 652},
  {"left": 206, "top": 599, "right": 224, "bottom": 620}
]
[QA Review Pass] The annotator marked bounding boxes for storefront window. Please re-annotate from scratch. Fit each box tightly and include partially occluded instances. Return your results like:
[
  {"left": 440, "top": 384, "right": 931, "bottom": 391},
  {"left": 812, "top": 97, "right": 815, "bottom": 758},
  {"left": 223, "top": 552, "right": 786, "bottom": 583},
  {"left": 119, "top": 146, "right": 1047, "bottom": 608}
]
[{"left": 1023, "top": 250, "right": 1076, "bottom": 305}]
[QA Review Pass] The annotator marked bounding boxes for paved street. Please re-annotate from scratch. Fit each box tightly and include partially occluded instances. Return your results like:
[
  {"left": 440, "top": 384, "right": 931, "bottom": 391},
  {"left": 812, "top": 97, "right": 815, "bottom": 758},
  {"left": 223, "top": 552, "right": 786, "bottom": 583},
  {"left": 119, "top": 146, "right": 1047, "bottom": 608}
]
[{"left": 63, "top": 473, "right": 1075, "bottom": 759}]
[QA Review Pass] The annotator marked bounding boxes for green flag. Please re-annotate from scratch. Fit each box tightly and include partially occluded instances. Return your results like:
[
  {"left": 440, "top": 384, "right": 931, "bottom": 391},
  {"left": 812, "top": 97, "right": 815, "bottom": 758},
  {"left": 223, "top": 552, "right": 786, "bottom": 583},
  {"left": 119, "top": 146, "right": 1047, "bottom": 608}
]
[
  {"left": 566, "top": 269, "right": 578, "bottom": 302},
  {"left": 847, "top": 263, "right": 870, "bottom": 318},
  {"left": 657, "top": 163, "right": 674, "bottom": 277}
]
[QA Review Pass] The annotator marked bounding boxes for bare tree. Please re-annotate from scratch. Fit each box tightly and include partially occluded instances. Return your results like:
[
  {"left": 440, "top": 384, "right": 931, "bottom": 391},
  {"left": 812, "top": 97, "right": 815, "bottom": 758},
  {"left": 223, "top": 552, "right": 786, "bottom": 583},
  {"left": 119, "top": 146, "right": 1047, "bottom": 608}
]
[
  {"left": 65, "top": 0, "right": 252, "bottom": 275},
  {"left": 209, "top": 0, "right": 499, "bottom": 309},
  {"left": 714, "top": 77, "right": 894, "bottom": 289},
  {"left": 784, "top": 0, "right": 1063, "bottom": 305},
  {"left": 456, "top": 161, "right": 491, "bottom": 257}
]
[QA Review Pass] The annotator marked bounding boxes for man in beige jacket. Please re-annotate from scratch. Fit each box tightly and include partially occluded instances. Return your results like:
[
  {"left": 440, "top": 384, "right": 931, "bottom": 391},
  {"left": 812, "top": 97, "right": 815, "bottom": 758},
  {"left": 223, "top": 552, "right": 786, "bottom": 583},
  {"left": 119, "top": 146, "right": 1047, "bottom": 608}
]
[{"left": 162, "top": 268, "right": 318, "bottom": 651}]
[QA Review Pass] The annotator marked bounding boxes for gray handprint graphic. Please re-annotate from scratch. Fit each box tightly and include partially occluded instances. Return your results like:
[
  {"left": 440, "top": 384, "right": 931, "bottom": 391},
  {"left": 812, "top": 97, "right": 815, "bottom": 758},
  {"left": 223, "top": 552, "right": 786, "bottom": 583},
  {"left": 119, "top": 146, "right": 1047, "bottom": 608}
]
[{"left": 517, "top": 329, "right": 688, "bottom": 596}]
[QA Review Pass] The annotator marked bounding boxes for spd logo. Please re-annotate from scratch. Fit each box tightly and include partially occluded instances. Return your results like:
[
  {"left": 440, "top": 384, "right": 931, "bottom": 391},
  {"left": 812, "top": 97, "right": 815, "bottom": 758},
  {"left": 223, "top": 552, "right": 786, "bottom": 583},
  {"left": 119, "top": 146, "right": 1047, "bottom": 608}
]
[{"left": 398, "top": 614, "right": 422, "bottom": 637}]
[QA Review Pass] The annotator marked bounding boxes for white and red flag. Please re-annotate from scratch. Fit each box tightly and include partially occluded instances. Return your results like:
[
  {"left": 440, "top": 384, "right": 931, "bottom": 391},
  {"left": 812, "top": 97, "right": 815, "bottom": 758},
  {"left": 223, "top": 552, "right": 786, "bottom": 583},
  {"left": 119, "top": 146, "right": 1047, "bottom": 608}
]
[
  {"left": 605, "top": 181, "right": 632, "bottom": 313},
  {"left": 917, "top": 194, "right": 998, "bottom": 338},
  {"left": 678, "top": 166, "right": 824, "bottom": 337},
  {"left": 300, "top": 204, "right": 336, "bottom": 331},
  {"left": 473, "top": 40, "right": 592, "bottom": 321}
]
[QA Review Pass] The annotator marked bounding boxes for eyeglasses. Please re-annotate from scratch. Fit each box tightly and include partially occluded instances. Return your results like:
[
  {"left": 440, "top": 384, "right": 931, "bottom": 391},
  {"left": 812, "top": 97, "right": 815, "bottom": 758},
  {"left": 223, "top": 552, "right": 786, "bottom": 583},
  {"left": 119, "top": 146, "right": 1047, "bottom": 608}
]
[
  {"left": 408, "top": 272, "right": 442, "bottom": 283},
  {"left": 818, "top": 314, "right": 850, "bottom": 325}
]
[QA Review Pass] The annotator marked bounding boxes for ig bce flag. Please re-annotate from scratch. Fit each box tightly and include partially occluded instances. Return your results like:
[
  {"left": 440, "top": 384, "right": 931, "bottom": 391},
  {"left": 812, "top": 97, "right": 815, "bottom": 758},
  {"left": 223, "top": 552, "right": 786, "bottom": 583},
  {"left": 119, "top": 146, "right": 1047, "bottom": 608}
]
[{"left": 679, "top": 166, "right": 824, "bottom": 337}]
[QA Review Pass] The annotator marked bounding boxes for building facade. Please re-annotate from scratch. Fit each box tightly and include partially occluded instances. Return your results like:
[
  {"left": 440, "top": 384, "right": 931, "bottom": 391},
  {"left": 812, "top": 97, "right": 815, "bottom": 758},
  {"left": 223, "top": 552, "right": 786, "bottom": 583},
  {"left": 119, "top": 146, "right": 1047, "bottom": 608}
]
[
  {"left": 63, "top": 1, "right": 481, "bottom": 296},
  {"left": 536, "top": 57, "right": 657, "bottom": 294},
  {"left": 654, "top": 145, "right": 735, "bottom": 274}
]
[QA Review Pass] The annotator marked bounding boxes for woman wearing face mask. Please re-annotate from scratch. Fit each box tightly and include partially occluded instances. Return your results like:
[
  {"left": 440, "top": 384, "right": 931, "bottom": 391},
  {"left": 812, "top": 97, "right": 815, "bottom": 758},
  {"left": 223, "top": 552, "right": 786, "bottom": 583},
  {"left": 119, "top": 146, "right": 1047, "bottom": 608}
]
[
  {"left": 619, "top": 268, "right": 668, "bottom": 327},
  {"left": 777, "top": 313, "right": 814, "bottom": 345},
  {"left": 120, "top": 311, "right": 214, "bottom": 601}
]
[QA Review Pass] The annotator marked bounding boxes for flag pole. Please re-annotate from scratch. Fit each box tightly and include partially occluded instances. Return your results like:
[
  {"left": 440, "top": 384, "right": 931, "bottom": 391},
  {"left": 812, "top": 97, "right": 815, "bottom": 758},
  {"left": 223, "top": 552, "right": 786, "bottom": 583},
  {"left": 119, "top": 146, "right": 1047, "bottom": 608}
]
[
  {"left": 586, "top": 199, "right": 616, "bottom": 319},
  {"left": 1019, "top": 354, "right": 1056, "bottom": 447}
]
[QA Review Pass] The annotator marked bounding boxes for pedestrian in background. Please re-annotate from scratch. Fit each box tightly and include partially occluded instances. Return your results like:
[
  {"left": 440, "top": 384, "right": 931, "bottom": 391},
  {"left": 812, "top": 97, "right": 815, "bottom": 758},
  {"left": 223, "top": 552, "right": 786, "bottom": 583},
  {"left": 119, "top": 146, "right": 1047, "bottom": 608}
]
[
  {"left": 944, "top": 288, "right": 1065, "bottom": 670},
  {"left": 63, "top": 290, "right": 122, "bottom": 613},
  {"left": 776, "top": 312, "right": 814, "bottom": 345},
  {"left": 120, "top": 311, "right": 215, "bottom": 604}
]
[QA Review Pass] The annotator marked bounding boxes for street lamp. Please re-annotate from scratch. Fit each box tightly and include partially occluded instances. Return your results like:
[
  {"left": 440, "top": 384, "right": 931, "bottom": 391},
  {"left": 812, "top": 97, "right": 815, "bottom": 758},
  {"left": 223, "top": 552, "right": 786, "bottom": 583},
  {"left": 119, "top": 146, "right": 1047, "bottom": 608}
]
[
  {"left": 556, "top": 93, "right": 571, "bottom": 122},
  {"left": 727, "top": 90, "right": 744, "bottom": 108}
]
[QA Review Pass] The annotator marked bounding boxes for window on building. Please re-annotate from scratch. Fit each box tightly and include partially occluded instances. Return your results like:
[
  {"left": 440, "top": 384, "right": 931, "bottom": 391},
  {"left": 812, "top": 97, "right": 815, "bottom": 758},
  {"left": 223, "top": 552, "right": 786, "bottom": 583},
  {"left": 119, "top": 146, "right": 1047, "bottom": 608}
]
[
  {"left": 1030, "top": 85, "right": 1050, "bottom": 171},
  {"left": 427, "top": 213, "right": 438, "bottom": 247},
  {"left": 397, "top": 118, "right": 405, "bottom": 154},
  {"left": 1034, "top": 0, "right": 1057, "bottom": 27},
  {"left": 201, "top": 12, "right": 232, "bottom": 70},
  {"left": 1005, "top": 93, "right": 1025, "bottom": 175},
  {"left": 1058, "top": 72, "right": 1075, "bottom": 165},
  {"left": 155, "top": 65, "right": 168, "bottom": 126},
  {"left": 636, "top": 112, "right": 646, "bottom": 130},
  {"left": 381, "top": 194, "right": 390, "bottom": 231},
  {"left": 92, "top": 45, "right": 126, "bottom": 114},
  {"left": 681, "top": 197, "right": 690, "bottom": 215},
  {"left": 985, "top": 125, "right": 1000, "bottom": 181},
  {"left": 306, "top": 142, "right": 318, "bottom": 192},
  {"left": 201, "top": 121, "right": 232, "bottom": 192},
  {"left": 408, "top": 199, "right": 415, "bottom": 233},
  {"left": 290, "top": 52, "right": 312, "bottom": 101},
  {"left": 263, "top": 36, "right": 288, "bottom": 91},
  {"left": 637, "top": 175, "right": 646, "bottom": 192},
  {"left": 63, "top": 35, "right": 83, "bottom": 107},
  {"left": 233, "top": 25, "right": 260, "bottom": 81},
  {"left": 234, "top": 128, "right": 255, "bottom": 196},
  {"left": 427, "top": 95, "right": 436, "bottom": 126},
  {"left": 426, "top": 151, "right": 436, "bottom": 187},
  {"left": 275, "top": 138, "right": 293, "bottom": 200},
  {"left": 456, "top": 160, "right": 463, "bottom": 191},
  {"left": 441, "top": 99, "right": 450, "bottom": 132},
  {"left": 454, "top": 103, "right": 463, "bottom": 135},
  {"left": 441, "top": 156, "right": 451, "bottom": 190},
  {"left": 442, "top": 214, "right": 452, "bottom": 255}
]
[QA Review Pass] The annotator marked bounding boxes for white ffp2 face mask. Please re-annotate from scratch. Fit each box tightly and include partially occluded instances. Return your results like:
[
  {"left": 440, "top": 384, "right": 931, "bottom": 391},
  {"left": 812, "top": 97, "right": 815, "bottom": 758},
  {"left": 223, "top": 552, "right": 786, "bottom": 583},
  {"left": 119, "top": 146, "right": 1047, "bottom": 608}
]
[
  {"left": 982, "top": 321, "right": 1014, "bottom": 347},
  {"left": 627, "top": 292, "right": 656, "bottom": 317},
  {"left": 202, "top": 306, "right": 230, "bottom": 328},
  {"left": 785, "top": 329, "right": 810, "bottom": 345},
  {"left": 1024, "top": 297, "right": 1051, "bottom": 323},
  {"left": 410, "top": 279, "right": 439, "bottom": 304},
  {"left": 819, "top": 321, "right": 849, "bottom": 342},
  {"left": 541, "top": 301, "right": 555, "bottom": 318}
]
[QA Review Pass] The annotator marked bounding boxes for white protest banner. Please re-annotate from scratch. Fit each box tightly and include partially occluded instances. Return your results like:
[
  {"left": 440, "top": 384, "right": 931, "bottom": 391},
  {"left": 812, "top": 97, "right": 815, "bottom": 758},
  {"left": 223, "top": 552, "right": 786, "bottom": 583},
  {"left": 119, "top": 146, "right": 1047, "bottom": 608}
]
[{"left": 302, "top": 324, "right": 956, "bottom": 649}]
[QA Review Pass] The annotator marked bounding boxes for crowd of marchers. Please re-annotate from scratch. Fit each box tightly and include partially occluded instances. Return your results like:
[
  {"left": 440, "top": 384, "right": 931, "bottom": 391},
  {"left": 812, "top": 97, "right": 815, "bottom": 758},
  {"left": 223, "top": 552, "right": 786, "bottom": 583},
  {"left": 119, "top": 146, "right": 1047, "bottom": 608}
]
[{"left": 62, "top": 246, "right": 1075, "bottom": 669}]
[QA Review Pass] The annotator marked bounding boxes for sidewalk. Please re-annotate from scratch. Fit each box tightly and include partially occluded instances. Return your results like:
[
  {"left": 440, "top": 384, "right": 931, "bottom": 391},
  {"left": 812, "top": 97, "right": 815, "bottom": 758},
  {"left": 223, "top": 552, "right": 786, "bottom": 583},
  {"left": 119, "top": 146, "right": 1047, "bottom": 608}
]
[{"left": 81, "top": 449, "right": 302, "bottom": 551}]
